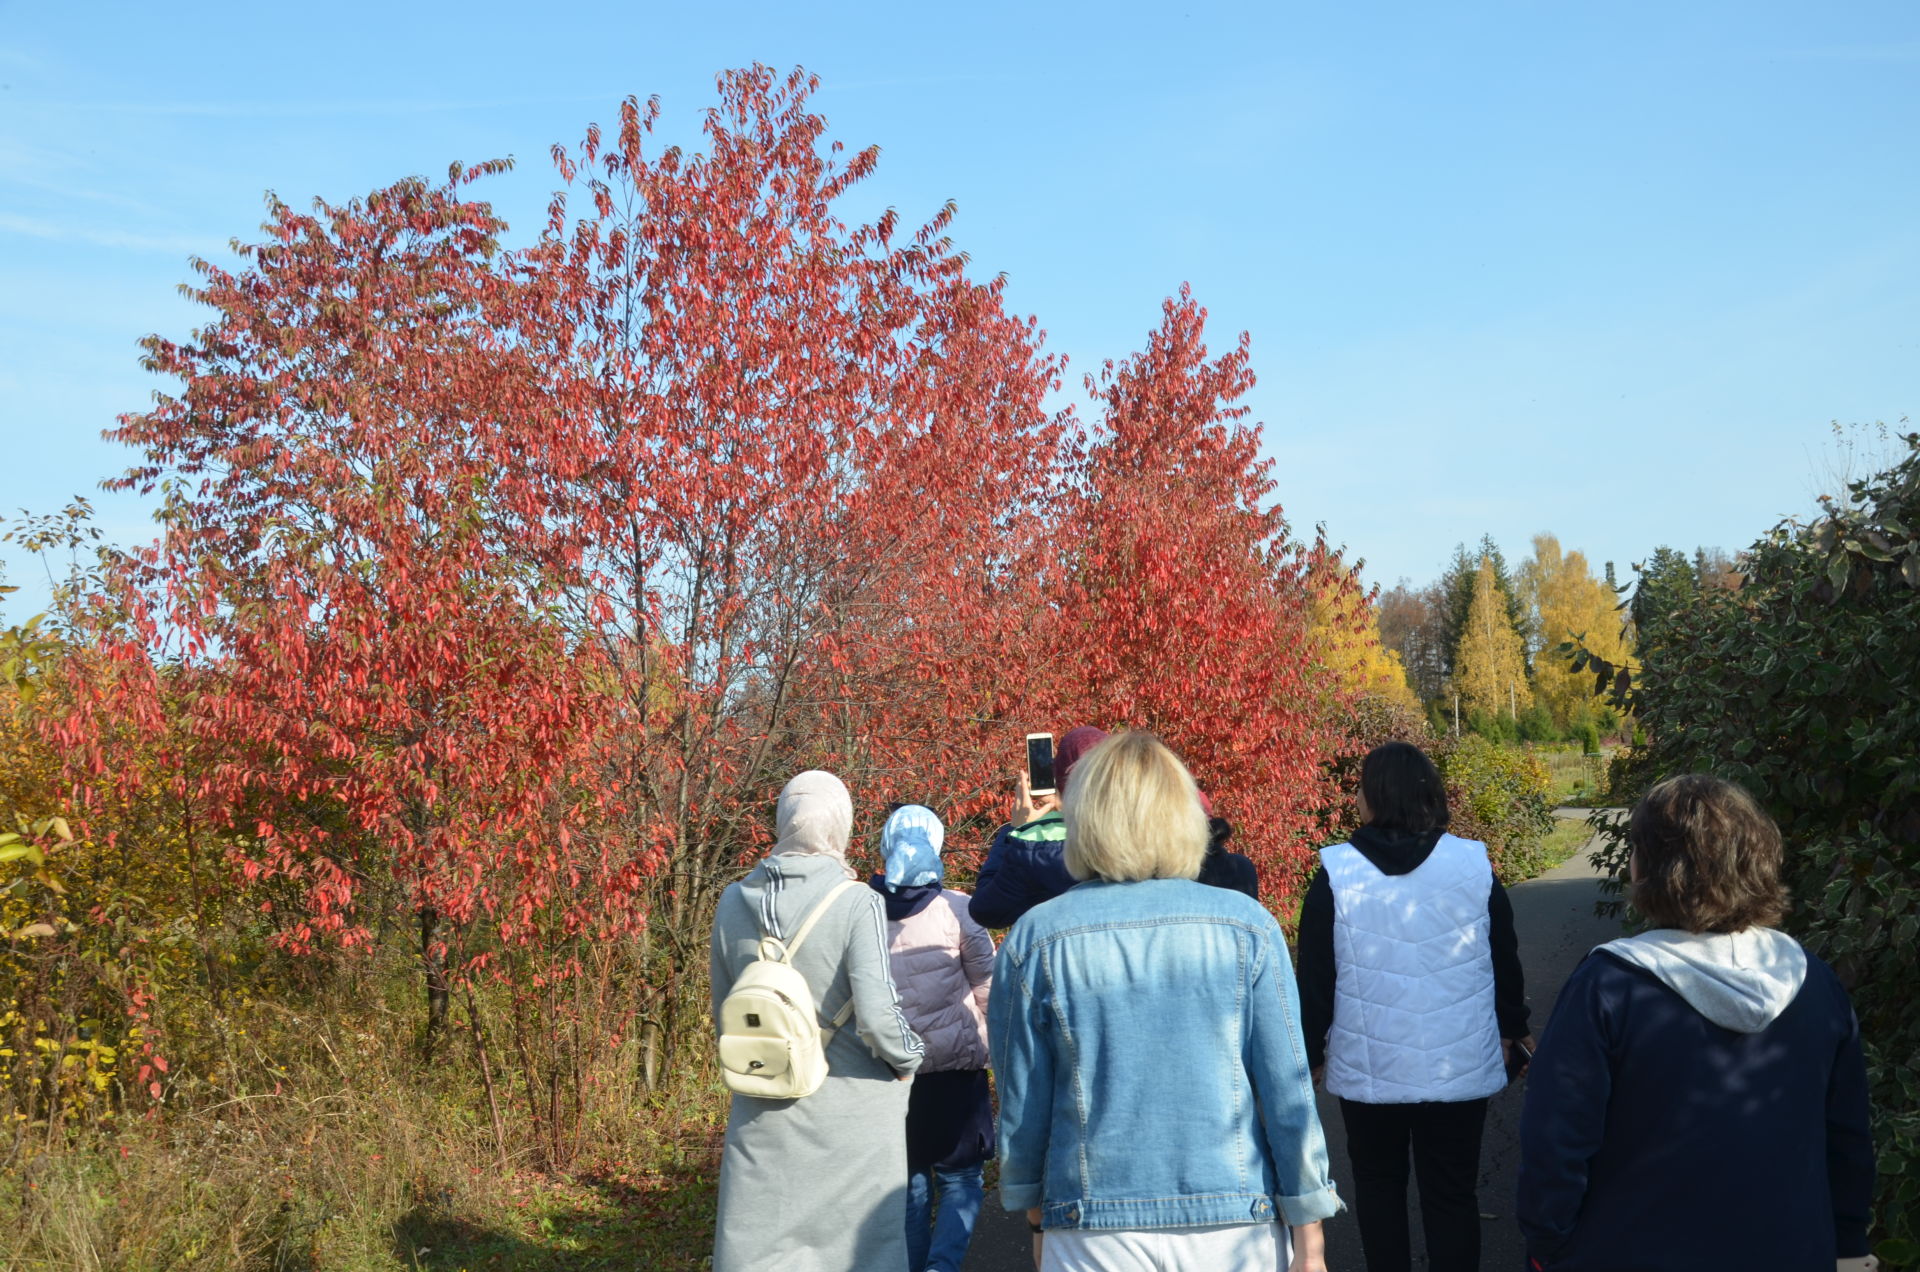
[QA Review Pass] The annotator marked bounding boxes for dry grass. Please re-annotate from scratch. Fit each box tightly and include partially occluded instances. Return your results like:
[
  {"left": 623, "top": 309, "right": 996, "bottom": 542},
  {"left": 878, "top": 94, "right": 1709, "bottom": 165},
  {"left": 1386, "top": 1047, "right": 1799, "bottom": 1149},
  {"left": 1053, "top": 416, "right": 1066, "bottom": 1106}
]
[{"left": 1, "top": 994, "right": 729, "bottom": 1271}]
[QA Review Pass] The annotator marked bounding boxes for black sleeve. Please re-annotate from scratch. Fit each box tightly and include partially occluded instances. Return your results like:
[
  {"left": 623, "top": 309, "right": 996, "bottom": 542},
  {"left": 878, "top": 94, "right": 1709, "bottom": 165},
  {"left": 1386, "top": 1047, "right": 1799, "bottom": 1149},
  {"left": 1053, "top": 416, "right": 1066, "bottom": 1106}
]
[
  {"left": 1489, "top": 878, "right": 1530, "bottom": 1039},
  {"left": 1232, "top": 853, "right": 1260, "bottom": 900},
  {"left": 1827, "top": 998, "right": 1876, "bottom": 1257},
  {"left": 1295, "top": 866, "right": 1335, "bottom": 1071},
  {"left": 1517, "top": 955, "right": 1611, "bottom": 1260},
  {"left": 1199, "top": 850, "right": 1260, "bottom": 900},
  {"left": 967, "top": 824, "right": 1022, "bottom": 929}
]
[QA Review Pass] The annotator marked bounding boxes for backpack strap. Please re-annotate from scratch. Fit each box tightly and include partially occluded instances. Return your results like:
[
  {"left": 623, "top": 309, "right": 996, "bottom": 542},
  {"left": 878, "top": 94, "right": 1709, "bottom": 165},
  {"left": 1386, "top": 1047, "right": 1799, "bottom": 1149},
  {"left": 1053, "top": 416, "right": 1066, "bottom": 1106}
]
[
  {"left": 781, "top": 878, "right": 860, "bottom": 960},
  {"left": 781, "top": 880, "right": 863, "bottom": 1041},
  {"left": 824, "top": 997, "right": 856, "bottom": 1036}
]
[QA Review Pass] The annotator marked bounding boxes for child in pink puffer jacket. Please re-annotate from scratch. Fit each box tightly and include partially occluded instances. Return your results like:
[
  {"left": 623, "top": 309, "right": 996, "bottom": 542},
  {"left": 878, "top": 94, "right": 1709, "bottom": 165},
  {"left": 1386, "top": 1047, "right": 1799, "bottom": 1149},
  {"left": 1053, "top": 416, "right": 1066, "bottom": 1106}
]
[{"left": 870, "top": 804, "right": 995, "bottom": 1272}]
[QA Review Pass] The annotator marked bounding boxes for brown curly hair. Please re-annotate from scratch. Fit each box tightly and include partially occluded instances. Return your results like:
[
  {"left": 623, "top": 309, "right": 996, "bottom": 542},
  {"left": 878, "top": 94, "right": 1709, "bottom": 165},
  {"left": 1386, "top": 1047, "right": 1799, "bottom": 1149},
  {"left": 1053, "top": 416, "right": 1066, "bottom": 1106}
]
[{"left": 1628, "top": 774, "right": 1789, "bottom": 933}]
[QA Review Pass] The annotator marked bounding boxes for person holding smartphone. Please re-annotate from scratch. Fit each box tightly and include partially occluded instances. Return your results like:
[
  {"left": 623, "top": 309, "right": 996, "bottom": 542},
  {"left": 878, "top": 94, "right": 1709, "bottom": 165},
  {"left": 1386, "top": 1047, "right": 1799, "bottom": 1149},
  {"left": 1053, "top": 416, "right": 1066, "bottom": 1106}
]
[{"left": 968, "top": 725, "right": 1107, "bottom": 930}]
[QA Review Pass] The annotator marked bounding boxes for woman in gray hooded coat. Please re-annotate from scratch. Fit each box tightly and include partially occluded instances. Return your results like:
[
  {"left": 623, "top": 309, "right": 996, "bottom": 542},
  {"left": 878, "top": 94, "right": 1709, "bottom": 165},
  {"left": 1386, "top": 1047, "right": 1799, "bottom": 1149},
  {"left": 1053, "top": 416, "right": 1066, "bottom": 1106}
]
[{"left": 710, "top": 771, "right": 927, "bottom": 1272}]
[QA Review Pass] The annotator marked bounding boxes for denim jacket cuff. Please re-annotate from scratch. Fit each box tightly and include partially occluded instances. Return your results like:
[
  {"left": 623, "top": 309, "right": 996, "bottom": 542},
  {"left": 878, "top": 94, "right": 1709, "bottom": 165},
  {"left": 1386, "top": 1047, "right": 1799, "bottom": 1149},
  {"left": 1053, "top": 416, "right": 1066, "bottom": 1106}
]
[
  {"left": 999, "top": 1180, "right": 1043, "bottom": 1212},
  {"left": 1277, "top": 1183, "right": 1343, "bottom": 1227}
]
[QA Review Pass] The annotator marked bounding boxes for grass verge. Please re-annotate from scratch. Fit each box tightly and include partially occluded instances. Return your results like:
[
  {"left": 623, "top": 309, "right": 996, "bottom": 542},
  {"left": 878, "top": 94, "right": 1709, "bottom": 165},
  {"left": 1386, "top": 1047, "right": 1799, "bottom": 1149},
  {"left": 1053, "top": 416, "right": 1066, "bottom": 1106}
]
[{"left": 1, "top": 993, "right": 728, "bottom": 1272}]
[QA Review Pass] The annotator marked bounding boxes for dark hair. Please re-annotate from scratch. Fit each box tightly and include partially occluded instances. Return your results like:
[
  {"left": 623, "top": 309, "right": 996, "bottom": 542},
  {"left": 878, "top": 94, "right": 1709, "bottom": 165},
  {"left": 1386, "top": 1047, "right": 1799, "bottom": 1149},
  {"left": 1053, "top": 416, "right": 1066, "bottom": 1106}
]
[
  {"left": 1628, "top": 775, "right": 1787, "bottom": 933},
  {"left": 1358, "top": 742, "right": 1451, "bottom": 833}
]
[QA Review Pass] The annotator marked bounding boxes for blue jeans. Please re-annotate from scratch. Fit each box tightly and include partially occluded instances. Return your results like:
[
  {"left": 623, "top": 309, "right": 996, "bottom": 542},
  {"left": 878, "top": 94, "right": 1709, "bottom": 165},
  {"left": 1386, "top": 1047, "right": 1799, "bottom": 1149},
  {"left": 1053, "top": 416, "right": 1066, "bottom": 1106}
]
[{"left": 905, "top": 1163, "right": 984, "bottom": 1272}]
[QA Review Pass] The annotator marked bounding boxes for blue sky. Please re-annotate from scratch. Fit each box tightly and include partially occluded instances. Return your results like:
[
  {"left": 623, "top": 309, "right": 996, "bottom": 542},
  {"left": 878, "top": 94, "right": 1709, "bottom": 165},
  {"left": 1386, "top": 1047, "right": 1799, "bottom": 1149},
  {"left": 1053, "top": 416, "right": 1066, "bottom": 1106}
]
[{"left": 2, "top": 1, "right": 1916, "bottom": 615}]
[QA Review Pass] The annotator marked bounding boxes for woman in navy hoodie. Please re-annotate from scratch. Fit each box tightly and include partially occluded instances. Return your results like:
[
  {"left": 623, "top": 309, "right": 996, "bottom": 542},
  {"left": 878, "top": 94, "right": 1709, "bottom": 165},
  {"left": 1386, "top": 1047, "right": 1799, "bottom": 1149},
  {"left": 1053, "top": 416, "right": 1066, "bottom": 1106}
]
[{"left": 1517, "top": 774, "right": 1877, "bottom": 1271}]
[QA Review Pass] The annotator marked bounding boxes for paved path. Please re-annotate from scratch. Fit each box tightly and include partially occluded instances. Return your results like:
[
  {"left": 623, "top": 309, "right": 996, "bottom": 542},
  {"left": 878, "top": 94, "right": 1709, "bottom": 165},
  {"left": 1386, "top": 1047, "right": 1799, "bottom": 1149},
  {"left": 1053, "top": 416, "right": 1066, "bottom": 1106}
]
[{"left": 962, "top": 827, "right": 1621, "bottom": 1272}]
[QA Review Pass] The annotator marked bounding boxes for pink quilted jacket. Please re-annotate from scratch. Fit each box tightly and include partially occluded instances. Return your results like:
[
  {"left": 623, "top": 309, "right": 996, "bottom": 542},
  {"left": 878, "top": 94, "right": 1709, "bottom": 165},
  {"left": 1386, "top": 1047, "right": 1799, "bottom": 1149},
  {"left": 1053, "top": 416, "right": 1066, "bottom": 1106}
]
[{"left": 886, "top": 889, "right": 994, "bottom": 1073}]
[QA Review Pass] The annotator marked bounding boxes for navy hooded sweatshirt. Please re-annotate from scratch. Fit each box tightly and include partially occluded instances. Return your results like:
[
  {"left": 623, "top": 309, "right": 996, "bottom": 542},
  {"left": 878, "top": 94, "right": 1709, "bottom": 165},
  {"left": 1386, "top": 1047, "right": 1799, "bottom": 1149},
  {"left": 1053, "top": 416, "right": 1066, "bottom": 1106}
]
[{"left": 1516, "top": 931, "right": 1874, "bottom": 1270}]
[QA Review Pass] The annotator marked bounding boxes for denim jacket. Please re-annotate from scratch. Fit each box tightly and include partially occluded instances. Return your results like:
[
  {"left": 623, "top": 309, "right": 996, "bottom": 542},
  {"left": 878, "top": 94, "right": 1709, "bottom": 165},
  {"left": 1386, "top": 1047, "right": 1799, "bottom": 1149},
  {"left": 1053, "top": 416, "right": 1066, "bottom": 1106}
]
[{"left": 987, "top": 878, "right": 1342, "bottom": 1232}]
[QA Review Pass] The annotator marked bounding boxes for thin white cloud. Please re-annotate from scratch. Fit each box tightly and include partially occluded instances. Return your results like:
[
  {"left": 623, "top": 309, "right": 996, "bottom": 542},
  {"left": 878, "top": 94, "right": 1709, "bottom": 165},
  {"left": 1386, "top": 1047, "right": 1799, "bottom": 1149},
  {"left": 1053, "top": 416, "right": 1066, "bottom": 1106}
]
[
  {"left": 1758, "top": 41, "right": 1920, "bottom": 63},
  {"left": 0, "top": 213, "right": 213, "bottom": 256},
  {"left": 27, "top": 92, "right": 616, "bottom": 119},
  {"left": 0, "top": 139, "right": 173, "bottom": 216},
  {"left": 0, "top": 169, "right": 173, "bottom": 216}
]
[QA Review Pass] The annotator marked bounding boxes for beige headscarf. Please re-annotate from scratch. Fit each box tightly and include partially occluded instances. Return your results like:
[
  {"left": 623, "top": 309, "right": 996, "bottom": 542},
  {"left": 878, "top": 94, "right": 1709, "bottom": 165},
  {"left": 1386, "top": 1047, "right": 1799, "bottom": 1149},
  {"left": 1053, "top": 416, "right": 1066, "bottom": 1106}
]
[{"left": 772, "top": 770, "right": 855, "bottom": 875}]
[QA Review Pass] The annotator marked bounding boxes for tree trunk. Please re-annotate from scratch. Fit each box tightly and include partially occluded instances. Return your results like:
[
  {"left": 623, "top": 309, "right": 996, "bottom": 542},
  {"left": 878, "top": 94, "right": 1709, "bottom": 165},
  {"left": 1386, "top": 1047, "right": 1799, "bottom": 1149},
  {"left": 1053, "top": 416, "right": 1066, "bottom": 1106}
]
[{"left": 419, "top": 906, "right": 449, "bottom": 1062}]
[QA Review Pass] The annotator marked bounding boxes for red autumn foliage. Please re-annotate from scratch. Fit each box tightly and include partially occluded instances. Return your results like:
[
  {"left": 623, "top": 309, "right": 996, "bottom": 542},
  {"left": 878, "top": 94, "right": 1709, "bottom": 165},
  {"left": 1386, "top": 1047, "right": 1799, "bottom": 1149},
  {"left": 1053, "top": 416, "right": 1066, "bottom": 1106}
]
[
  {"left": 42, "top": 69, "right": 1368, "bottom": 1105},
  {"left": 72, "top": 162, "right": 631, "bottom": 1051},
  {"left": 1040, "top": 285, "right": 1360, "bottom": 892},
  {"left": 515, "top": 67, "right": 1073, "bottom": 951}
]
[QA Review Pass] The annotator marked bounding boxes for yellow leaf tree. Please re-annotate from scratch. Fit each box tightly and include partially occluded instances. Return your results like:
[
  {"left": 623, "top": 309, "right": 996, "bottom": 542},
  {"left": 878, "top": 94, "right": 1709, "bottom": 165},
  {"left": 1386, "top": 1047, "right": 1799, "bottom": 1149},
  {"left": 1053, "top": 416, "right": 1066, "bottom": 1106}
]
[
  {"left": 1518, "top": 534, "right": 1634, "bottom": 726},
  {"left": 1453, "top": 555, "right": 1531, "bottom": 720},
  {"left": 1306, "top": 554, "right": 1420, "bottom": 711}
]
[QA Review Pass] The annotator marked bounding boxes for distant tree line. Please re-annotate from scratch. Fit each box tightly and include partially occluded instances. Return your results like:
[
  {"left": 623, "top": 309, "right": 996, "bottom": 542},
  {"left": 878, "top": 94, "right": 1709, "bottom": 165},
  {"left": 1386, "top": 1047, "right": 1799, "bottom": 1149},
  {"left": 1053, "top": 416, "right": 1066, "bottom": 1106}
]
[{"left": 1374, "top": 534, "right": 1740, "bottom": 748}]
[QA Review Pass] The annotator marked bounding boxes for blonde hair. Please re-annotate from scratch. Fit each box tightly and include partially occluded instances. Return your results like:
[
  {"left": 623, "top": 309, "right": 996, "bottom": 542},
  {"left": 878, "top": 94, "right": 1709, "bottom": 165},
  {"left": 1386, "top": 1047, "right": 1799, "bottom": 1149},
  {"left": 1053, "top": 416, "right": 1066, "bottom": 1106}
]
[{"left": 1063, "top": 731, "right": 1209, "bottom": 883}]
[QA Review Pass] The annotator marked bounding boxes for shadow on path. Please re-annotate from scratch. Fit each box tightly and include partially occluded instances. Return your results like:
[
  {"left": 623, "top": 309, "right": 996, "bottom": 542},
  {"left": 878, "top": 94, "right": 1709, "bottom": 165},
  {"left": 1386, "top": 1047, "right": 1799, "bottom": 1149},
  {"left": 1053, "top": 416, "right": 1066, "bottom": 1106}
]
[{"left": 963, "top": 843, "right": 1624, "bottom": 1272}]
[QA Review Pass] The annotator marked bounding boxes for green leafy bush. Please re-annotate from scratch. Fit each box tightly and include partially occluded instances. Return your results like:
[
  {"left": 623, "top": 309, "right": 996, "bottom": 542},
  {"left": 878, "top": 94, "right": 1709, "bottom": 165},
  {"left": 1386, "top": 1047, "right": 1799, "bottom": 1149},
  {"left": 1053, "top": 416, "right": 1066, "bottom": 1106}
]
[
  {"left": 1436, "top": 734, "right": 1555, "bottom": 882},
  {"left": 1464, "top": 709, "right": 1517, "bottom": 744},
  {"left": 1587, "top": 431, "right": 1920, "bottom": 1267},
  {"left": 1515, "top": 704, "right": 1560, "bottom": 744}
]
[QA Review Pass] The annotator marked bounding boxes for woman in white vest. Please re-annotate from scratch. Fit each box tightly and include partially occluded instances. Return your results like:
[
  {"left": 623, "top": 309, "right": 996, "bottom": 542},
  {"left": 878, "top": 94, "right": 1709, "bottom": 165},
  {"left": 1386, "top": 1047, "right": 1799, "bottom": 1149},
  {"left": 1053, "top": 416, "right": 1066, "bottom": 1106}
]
[{"left": 1295, "top": 742, "right": 1533, "bottom": 1272}]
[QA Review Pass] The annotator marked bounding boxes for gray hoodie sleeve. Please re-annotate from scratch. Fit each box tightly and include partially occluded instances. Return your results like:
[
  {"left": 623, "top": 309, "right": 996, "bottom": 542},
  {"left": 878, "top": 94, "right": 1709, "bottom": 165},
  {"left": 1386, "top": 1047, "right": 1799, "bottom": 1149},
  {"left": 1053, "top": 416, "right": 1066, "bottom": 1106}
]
[{"left": 843, "top": 887, "right": 926, "bottom": 1075}]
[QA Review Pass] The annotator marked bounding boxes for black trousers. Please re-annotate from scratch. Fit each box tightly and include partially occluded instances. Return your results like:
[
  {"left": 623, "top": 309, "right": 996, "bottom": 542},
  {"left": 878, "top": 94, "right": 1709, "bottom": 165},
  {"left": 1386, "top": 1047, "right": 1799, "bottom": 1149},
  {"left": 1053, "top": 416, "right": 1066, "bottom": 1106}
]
[{"left": 1339, "top": 1097, "right": 1489, "bottom": 1272}]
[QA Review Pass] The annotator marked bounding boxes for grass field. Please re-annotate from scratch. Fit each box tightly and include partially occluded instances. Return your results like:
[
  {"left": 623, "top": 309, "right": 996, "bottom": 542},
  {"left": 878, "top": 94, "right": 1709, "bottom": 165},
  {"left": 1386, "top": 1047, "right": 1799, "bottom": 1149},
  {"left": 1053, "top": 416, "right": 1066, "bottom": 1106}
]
[
  {"left": 1533, "top": 747, "right": 1615, "bottom": 806},
  {"left": 1534, "top": 817, "right": 1597, "bottom": 874}
]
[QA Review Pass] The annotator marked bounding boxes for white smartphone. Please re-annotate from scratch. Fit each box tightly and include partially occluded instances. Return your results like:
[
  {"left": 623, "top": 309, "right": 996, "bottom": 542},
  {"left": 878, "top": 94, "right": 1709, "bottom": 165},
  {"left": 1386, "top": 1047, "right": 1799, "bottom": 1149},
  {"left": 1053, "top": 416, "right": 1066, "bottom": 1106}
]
[{"left": 1025, "top": 732, "right": 1057, "bottom": 797}]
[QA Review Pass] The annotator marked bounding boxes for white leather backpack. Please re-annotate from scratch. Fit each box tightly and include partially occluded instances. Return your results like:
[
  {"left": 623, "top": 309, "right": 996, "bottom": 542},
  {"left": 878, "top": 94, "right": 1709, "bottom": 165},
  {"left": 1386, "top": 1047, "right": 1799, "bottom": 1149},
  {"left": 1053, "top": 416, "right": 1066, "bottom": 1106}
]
[{"left": 716, "top": 879, "right": 859, "bottom": 1100}]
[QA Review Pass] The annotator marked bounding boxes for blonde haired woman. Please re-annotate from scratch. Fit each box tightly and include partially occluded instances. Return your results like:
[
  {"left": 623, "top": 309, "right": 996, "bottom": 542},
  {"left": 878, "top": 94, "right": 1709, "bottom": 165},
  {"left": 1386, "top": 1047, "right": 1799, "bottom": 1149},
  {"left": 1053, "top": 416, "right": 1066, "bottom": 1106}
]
[{"left": 987, "top": 731, "right": 1341, "bottom": 1271}]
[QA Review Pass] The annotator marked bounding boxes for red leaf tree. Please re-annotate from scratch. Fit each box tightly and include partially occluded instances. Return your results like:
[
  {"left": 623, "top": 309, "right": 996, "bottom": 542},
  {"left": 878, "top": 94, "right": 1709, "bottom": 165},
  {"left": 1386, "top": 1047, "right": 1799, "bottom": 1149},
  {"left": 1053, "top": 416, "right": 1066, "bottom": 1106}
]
[
  {"left": 46, "top": 73, "right": 1372, "bottom": 1146},
  {"left": 522, "top": 67, "right": 1069, "bottom": 968},
  {"left": 1047, "top": 285, "right": 1360, "bottom": 892},
  {"left": 81, "top": 163, "right": 634, "bottom": 1064}
]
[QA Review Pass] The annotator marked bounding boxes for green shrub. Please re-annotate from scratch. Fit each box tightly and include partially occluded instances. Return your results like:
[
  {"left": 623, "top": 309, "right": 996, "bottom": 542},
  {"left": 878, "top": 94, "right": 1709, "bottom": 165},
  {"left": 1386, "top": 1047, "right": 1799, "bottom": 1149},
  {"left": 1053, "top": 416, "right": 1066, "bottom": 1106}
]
[
  {"left": 1436, "top": 735, "right": 1555, "bottom": 882},
  {"left": 1515, "top": 704, "right": 1559, "bottom": 744},
  {"left": 1465, "top": 709, "right": 1516, "bottom": 744},
  {"left": 1588, "top": 432, "right": 1920, "bottom": 1267}
]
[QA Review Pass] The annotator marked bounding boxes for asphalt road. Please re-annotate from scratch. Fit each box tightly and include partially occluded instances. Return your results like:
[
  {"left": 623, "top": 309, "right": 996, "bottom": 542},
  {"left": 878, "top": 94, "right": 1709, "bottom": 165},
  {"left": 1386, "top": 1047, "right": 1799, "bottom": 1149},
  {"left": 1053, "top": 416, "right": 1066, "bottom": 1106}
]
[{"left": 961, "top": 823, "right": 1622, "bottom": 1272}]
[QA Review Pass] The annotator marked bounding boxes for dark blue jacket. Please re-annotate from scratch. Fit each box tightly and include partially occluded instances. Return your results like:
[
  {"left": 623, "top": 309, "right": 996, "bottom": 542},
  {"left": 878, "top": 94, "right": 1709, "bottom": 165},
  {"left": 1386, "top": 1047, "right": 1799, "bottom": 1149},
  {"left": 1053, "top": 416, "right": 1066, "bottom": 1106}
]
[
  {"left": 1195, "top": 816, "right": 1260, "bottom": 901},
  {"left": 967, "top": 813, "right": 1074, "bottom": 929},
  {"left": 971, "top": 814, "right": 1266, "bottom": 928},
  {"left": 1516, "top": 948, "right": 1874, "bottom": 1271}
]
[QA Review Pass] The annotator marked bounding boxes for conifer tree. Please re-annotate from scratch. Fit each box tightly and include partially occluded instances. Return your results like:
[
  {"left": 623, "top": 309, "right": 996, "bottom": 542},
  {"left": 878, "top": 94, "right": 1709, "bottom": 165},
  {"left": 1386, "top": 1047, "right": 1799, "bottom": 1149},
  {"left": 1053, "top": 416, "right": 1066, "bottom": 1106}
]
[
  {"left": 1440, "top": 535, "right": 1528, "bottom": 680},
  {"left": 1630, "top": 546, "right": 1700, "bottom": 654}
]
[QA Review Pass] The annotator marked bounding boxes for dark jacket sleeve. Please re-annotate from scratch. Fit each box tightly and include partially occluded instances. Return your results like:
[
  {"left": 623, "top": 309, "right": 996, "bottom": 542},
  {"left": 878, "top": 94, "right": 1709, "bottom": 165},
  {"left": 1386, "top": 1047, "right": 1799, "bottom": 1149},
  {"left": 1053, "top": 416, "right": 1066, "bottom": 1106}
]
[
  {"left": 1516, "top": 954, "right": 1613, "bottom": 1263},
  {"left": 1826, "top": 995, "right": 1876, "bottom": 1258},
  {"left": 1295, "top": 866, "right": 1335, "bottom": 1071},
  {"left": 1489, "top": 878, "right": 1530, "bottom": 1039},
  {"left": 968, "top": 824, "right": 1026, "bottom": 929},
  {"left": 1227, "top": 852, "right": 1260, "bottom": 900}
]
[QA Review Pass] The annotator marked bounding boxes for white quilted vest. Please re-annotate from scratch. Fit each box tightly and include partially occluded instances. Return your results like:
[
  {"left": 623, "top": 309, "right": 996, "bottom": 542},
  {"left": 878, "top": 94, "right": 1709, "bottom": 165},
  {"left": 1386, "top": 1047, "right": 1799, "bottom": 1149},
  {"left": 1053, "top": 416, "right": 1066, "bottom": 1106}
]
[{"left": 1322, "top": 833, "right": 1506, "bottom": 1104}]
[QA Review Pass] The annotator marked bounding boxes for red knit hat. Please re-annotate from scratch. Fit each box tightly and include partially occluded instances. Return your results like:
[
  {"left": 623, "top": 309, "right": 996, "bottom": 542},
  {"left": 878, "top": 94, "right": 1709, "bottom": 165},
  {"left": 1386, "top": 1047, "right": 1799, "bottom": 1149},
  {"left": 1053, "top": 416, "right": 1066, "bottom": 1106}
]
[{"left": 1056, "top": 726, "right": 1109, "bottom": 793}]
